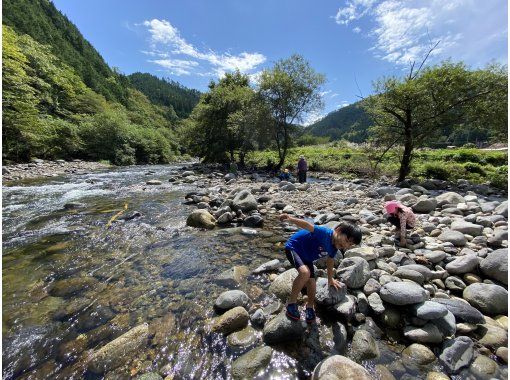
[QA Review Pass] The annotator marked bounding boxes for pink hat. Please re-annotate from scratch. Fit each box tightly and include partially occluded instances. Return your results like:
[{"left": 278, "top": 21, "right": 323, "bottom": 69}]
[{"left": 385, "top": 200, "right": 400, "bottom": 214}]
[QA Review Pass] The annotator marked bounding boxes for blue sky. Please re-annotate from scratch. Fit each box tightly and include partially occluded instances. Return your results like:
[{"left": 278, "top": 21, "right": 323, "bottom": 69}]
[{"left": 53, "top": 0, "right": 507, "bottom": 124}]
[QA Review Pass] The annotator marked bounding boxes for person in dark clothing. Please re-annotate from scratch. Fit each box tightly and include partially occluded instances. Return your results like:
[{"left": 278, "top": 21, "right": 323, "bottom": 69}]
[{"left": 297, "top": 155, "right": 308, "bottom": 183}]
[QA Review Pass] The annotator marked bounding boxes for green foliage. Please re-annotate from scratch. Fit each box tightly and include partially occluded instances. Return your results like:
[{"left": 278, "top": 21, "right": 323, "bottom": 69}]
[
  {"left": 295, "top": 133, "right": 330, "bottom": 146},
  {"left": 128, "top": 72, "right": 200, "bottom": 118},
  {"left": 463, "top": 162, "right": 486, "bottom": 175},
  {"left": 490, "top": 166, "right": 508, "bottom": 190},
  {"left": 3, "top": 0, "right": 129, "bottom": 103}
]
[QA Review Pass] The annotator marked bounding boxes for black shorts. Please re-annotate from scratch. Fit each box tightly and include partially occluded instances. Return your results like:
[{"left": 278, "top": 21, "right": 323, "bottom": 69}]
[
  {"left": 285, "top": 248, "right": 315, "bottom": 277},
  {"left": 387, "top": 215, "right": 412, "bottom": 229}
]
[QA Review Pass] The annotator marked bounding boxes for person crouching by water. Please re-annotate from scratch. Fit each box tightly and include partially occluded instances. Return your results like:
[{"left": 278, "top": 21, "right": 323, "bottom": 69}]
[
  {"left": 279, "top": 213, "right": 362, "bottom": 323},
  {"left": 385, "top": 200, "right": 416, "bottom": 248},
  {"left": 278, "top": 168, "right": 291, "bottom": 181},
  {"left": 297, "top": 155, "right": 308, "bottom": 183}
]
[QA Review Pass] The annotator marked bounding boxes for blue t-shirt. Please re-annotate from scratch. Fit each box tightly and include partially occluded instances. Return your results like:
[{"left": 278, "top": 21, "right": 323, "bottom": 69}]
[{"left": 285, "top": 225, "right": 337, "bottom": 263}]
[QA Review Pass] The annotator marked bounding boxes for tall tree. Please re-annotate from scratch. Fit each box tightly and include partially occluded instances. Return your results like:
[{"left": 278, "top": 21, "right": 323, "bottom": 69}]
[
  {"left": 364, "top": 61, "right": 507, "bottom": 182},
  {"left": 258, "top": 54, "right": 325, "bottom": 169}
]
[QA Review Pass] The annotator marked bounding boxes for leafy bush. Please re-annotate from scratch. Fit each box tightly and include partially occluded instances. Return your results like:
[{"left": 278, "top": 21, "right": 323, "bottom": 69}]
[
  {"left": 463, "top": 162, "right": 486, "bottom": 175},
  {"left": 451, "top": 150, "right": 483, "bottom": 163},
  {"left": 295, "top": 133, "right": 329, "bottom": 146},
  {"left": 422, "top": 163, "right": 452, "bottom": 180},
  {"left": 463, "top": 143, "right": 476, "bottom": 148},
  {"left": 485, "top": 154, "right": 508, "bottom": 166}
]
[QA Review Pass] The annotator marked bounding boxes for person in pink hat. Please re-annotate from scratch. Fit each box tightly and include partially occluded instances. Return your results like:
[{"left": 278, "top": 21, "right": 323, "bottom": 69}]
[{"left": 385, "top": 200, "right": 416, "bottom": 247}]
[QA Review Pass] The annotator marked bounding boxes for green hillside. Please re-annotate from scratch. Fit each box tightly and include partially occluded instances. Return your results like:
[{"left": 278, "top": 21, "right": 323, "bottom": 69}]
[
  {"left": 307, "top": 101, "right": 371, "bottom": 143},
  {"left": 128, "top": 73, "right": 201, "bottom": 118}
]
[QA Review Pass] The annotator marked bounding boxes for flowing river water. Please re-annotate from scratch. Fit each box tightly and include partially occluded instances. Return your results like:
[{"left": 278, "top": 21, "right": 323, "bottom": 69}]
[{"left": 2, "top": 164, "right": 307, "bottom": 379}]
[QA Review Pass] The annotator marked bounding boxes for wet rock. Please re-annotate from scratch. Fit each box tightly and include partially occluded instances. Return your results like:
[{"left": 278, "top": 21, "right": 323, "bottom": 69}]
[
  {"left": 463, "top": 283, "right": 507, "bottom": 315},
  {"left": 411, "top": 301, "right": 448, "bottom": 320},
  {"left": 119, "top": 211, "right": 142, "bottom": 221},
  {"left": 475, "top": 323, "right": 508, "bottom": 349},
  {"left": 470, "top": 355, "right": 498, "bottom": 378},
  {"left": 315, "top": 277, "right": 347, "bottom": 306},
  {"left": 232, "top": 190, "right": 258, "bottom": 212},
  {"left": 146, "top": 180, "right": 162, "bottom": 185},
  {"left": 312, "top": 355, "right": 372, "bottom": 380},
  {"left": 332, "top": 295, "right": 357, "bottom": 321},
  {"left": 88, "top": 323, "right": 149, "bottom": 374},
  {"left": 231, "top": 346, "right": 273, "bottom": 379},
  {"left": 212, "top": 306, "right": 249, "bottom": 335},
  {"left": 375, "top": 365, "right": 397, "bottom": 380},
  {"left": 402, "top": 343, "right": 436, "bottom": 366},
  {"left": 332, "top": 322, "right": 348, "bottom": 353},
  {"left": 262, "top": 312, "right": 305, "bottom": 345},
  {"left": 49, "top": 277, "right": 98, "bottom": 298},
  {"left": 336, "top": 257, "right": 370, "bottom": 289},
  {"left": 227, "top": 325, "right": 258, "bottom": 347},
  {"left": 186, "top": 209, "right": 216, "bottom": 229},
  {"left": 438, "top": 336, "right": 474, "bottom": 374},
  {"left": 445, "top": 254, "right": 478, "bottom": 275},
  {"left": 479, "top": 248, "right": 508, "bottom": 285},
  {"left": 217, "top": 212, "right": 234, "bottom": 224},
  {"left": 404, "top": 323, "right": 443, "bottom": 344},
  {"left": 253, "top": 259, "right": 281, "bottom": 274},
  {"left": 250, "top": 309, "right": 266, "bottom": 328},
  {"left": 268, "top": 269, "right": 298, "bottom": 301},
  {"left": 438, "top": 230, "right": 466, "bottom": 246},
  {"left": 379, "top": 282, "right": 428, "bottom": 305},
  {"left": 214, "top": 290, "right": 251, "bottom": 312},
  {"left": 76, "top": 304, "right": 115, "bottom": 332},
  {"left": 149, "top": 313, "right": 176, "bottom": 347},
  {"left": 368, "top": 293, "right": 385, "bottom": 314},
  {"left": 56, "top": 335, "right": 88, "bottom": 364},
  {"left": 434, "top": 311, "right": 456, "bottom": 337},
  {"left": 350, "top": 330, "right": 379, "bottom": 362},
  {"left": 431, "top": 297, "right": 484, "bottom": 324},
  {"left": 214, "top": 266, "right": 249, "bottom": 288},
  {"left": 243, "top": 215, "right": 264, "bottom": 228}
]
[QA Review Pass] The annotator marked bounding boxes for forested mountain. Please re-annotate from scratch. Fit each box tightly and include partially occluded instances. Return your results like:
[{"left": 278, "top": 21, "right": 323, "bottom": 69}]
[
  {"left": 307, "top": 102, "right": 371, "bottom": 143},
  {"left": 128, "top": 73, "right": 201, "bottom": 118},
  {"left": 2, "top": 0, "right": 202, "bottom": 164}
]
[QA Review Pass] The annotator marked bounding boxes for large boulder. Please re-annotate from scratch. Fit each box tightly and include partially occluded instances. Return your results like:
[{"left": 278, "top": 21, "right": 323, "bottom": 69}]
[
  {"left": 479, "top": 248, "right": 508, "bottom": 285},
  {"left": 411, "top": 301, "right": 448, "bottom": 320},
  {"left": 431, "top": 297, "right": 484, "bottom": 324},
  {"left": 436, "top": 192, "right": 465, "bottom": 206},
  {"left": 438, "top": 230, "right": 466, "bottom": 246},
  {"left": 88, "top": 324, "right": 149, "bottom": 374},
  {"left": 344, "top": 247, "right": 377, "bottom": 261},
  {"left": 379, "top": 282, "right": 428, "bottom": 305},
  {"left": 214, "top": 290, "right": 251, "bottom": 312},
  {"left": 312, "top": 355, "right": 372, "bottom": 380},
  {"left": 268, "top": 269, "right": 298, "bottom": 301},
  {"left": 494, "top": 201, "right": 508, "bottom": 218},
  {"left": 462, "top": 283, "right": 508, "bottom": 315},
  {"left": 252, "top": 259, "right": 282, "bottom": 274},
  {"left": 451, "top": 221, "right": 483, "bottom": 237},
  {"left": 412, "top": 198, "right": 437, "bottom": 213},
  {"left": 315, "top": 277, "right": 347, "bottom": 306},
  {"left": 212, "top": 306, "right": 249, "bottom": 335},
  {"left": 262, "top": 312, "right": 305, "bottom": 345},
  {"left": 445, "top": 254, "right": 479, "bottom": 275},
  {"left": 186, "top": 209, "right": 216, "bottom": 229},
  {"left": 232, "top": 190, "right": 258, "bottom": 212},
  {"left": 336, "top": 257, "right": 370, "bottom": 289},
  {"left": 402, "top": 343, "right": 436, "bottom": 366},
  {"left": 438, "top": 336, "right": 474, "bottom": 374},
  {"left": 231, "top": 346, "right": 273, "bottom": 379},
  {"left": 350, "top": 330, "right": 380, "bottom": 362}
]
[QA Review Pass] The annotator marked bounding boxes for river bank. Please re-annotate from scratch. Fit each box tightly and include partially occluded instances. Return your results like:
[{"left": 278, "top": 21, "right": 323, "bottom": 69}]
[{"left": 2, "top": 163, "right": 508, "bottom": 379}]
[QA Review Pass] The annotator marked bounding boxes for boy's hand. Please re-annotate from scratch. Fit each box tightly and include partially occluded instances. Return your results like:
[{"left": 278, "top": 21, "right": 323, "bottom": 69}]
[
  {"left": 279, "top": 213, "right": 290, "bottom": 222},
  {"left": 328, "top": 278, "right": 342, "bottom": 290}
]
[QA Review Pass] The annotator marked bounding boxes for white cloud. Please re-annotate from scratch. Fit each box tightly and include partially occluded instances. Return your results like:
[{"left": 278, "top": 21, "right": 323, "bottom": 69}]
[
  {"left": 338, "top": 101, "right": 350, "bottom": 108},
  {"left": 320, "top": 90, "right": 332, "bottom": 97},
  {"left": 149, "top": 59, "right": 199, "bottom": 75},
  {"left": 334, "top": 0, "right": 507, "bottom": 66},
  {"left": 302, "top": 110, "right": 325, "bottom": 126},
  {"left": 141, "top": 19, "right": 266, "bottom": 77},
  {"left": 330, "top": 93, "right": 339, "bottom": 98}
]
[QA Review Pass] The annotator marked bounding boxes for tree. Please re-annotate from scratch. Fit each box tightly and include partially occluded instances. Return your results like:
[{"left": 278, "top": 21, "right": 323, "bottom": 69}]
[
  {"left": 258, "top": 54, "right": 325, "bottom": 169},
  {"left": 364, "top": 61, "right": 507, "bottom": 182}
]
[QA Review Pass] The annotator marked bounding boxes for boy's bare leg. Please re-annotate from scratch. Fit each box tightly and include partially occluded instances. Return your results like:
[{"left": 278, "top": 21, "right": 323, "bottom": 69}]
[
  {"left": 306, "top": 278, "right": 316, "bottom": 309},
  {"left": 289, "top": 266, "right": 310, "bottom": 304}
]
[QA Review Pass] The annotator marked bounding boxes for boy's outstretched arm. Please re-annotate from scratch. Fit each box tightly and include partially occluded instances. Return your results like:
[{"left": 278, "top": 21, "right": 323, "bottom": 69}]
[
  {"left": 279, "top": 213, "right": 314, "bottom": 232},
  {"left": 326, "top": 257, "right": 342, "bottom": 290}
]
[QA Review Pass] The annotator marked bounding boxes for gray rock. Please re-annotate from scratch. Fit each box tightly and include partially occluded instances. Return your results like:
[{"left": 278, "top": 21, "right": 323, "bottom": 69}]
[
  {"left": 232, "top": 190, "right": 258, "bottom": 212},
  {"left": 351, "top": 330, "right": 380, "bottom": 362},
  {"left": 214, "top": 290, "right": 251, "bottom": 312},
  {"left": 243, "top": 215, "right": 264, "bottom": 227},
  {"left": 494, "top": 201, "right": 508, "bottom": 217},
  {"left": 438, "top": 230, "right": 467, "bottom": 246},
  {"left": 88, "top": 324, "right": 149, "bottom": 374},
  {"left": 463, "top": 283, "right": 508, "bottom": 315},
  {"left": 393, "top": 268, "right": 424, "bottom": 285},
  {"left": 312, "top": 355, "right": 372, "bottom": 380},
  {"left": 215, "top": 266, "right": 249, "bottom": 288},
  {"left": 445, "top": 254, "right": 478, "bottom": 274},
  {"left": 431, "top": 297, "right": 484, "bottom": 323},
  {"left": 268, "top": 269, "right": 298, "bottom": 301},
  {"left": 479, "top": 248, "right": 508, "bottom": 285},
  {"left": 217, "top": 212, "right": 234, "bottom": 224},
  {"left": 436, "top": 192, "right": 465, "bottom": 206},
  {"left": 434, "top": 310, "right": 456, "bottom": 337},
  {"left": 253, "top": 259, "right": 281, "bottom": 274},
  {"left": 402, "top": 343, "right": 436, "bottom": 366},
  {"left": 411, "top": 301, "right": 448, "bottom": 320},
  {"left": 231, "top": 346, "right": 273, "bottom": 379},
  {"left": 451, "top": 221, "right": 483, "bottom": 237},
  {"left": 332, "top": 322, "right": 348, "bottom": 353},
  {"left": 412, "top": 198, "right": 437, "bottom": 213},
  {"left": 376, "top": 186, "right": 399, "bottom": 196},
  {"left": 445, "top": 276, "right": 466, "bottom": 291},
  {"left": 403, "top": 323, "right": 443, "bottom": 344},
  {"left": 315, "top": 277, "right": 347, "bottom": 306},
  {"left": 212, "top": 306, "right": 249, "bottom": 334},
  {"left": 250, "top": 309, "right": 266, "bottom": 328},
  {"left": 344, "top": 247, "right": 378, "bottom": 261},
  {"left": 332, "top": 295, "right": 357, "bottom": 320},
  {"left": 336, "top": 257, "right": 370, "bottom": 289},
  {"left": 439, "top": 336, "right": 474, "bottom": 374},
  {"left": 368, "top": 293, "right": 385, "bottom": 314},
  {"left": 363, "top": 278, "right": 381, "bottom": 295},
  {"left": 186, "top": 209, "right": 216, "bottom": 229},
  {"left": 379, "top": 282, "right": 428, "bottom": 305},
  {"left": 146, "top": 180, "right": 162, "bottom": 185},
  {"left": 424, "top": 251, "right": 446, "bottom": 264},
  {"left": 262, "top": 312, "right": 305, "bottom": 345}
]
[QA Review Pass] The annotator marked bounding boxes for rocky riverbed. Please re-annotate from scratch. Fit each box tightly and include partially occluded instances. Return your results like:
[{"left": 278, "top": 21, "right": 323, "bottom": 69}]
[
  {"left": 2, "top": 159, "right": 110, "bottom": 181},
  {"left": 2, "top": 163, "right": 508, "bottom": 379}
]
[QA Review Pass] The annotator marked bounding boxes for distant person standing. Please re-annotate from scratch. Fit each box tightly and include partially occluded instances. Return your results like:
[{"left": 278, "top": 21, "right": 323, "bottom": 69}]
[{"left": 297, "top": 155, "right": 308, "bottom": 183}]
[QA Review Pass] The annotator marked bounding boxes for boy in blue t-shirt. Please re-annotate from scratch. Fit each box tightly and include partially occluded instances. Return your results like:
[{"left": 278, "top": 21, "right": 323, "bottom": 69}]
[{"left": 280, "top": 213, "right": 362, "bottom": 323}]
